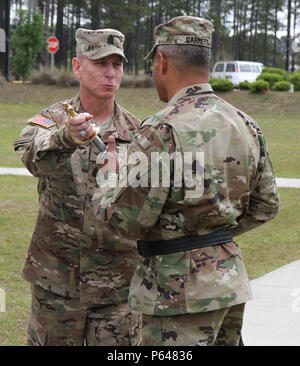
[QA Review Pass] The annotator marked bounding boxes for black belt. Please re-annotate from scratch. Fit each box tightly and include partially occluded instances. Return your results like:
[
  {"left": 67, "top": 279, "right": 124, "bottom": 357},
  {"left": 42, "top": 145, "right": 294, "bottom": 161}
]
[{"left": 137, "top": 230, "right": 233, "bottom": 257}]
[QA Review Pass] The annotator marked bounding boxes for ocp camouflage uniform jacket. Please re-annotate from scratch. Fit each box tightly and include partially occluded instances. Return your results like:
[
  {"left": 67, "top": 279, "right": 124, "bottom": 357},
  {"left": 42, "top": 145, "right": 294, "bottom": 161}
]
[
  {"left": 14, "top": 94, "right": 141, "bottom": 304},
  {"left": 97, "top": 83, "right": 280, "bottom": 315}
]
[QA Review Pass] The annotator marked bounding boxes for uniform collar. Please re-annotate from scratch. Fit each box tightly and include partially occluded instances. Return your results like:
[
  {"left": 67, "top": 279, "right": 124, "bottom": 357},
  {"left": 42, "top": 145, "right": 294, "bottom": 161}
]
[
  {"left": 168, "top": 83, "right": 213, "bottom": 105},
  {"left": 72, "top": 93, "right": 131, "bottom": 143}
]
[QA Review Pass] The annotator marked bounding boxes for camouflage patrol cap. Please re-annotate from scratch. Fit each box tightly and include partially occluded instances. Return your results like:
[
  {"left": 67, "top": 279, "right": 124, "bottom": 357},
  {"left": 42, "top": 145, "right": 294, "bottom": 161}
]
[
  {"left": 76, "top": 28, "right": 128, "bottom": 62},
  {"left": 145, "top": 16, "right": 213, "bottom": 60}
]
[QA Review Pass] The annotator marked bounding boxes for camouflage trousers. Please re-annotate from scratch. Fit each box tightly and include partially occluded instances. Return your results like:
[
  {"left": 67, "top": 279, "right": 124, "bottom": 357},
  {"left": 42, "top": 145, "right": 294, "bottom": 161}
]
[
  {"left": 140, "top": 303, "right": 245, "bottom": 346},
  {"left": 27, "top": 284, "right": 141, "bottom": 346}
]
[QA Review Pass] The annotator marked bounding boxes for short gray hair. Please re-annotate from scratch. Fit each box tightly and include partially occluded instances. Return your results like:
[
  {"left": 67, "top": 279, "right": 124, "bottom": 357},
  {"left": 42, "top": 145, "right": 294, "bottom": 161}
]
[{"left": 156, "top": 44, "right": 210, "bottom": 70}]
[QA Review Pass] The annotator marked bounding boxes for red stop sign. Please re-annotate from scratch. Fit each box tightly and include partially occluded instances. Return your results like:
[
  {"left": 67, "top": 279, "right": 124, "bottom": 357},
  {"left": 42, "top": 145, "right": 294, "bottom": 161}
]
[{"left": 47, "top": 36, "right": 59, "bottom": 54}]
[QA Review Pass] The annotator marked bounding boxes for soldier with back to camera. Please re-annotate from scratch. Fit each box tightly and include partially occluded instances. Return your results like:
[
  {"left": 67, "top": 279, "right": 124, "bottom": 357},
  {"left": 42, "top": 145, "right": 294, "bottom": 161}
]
[{"left": 93, "top": 16, "right": 280, "bottom": 346}]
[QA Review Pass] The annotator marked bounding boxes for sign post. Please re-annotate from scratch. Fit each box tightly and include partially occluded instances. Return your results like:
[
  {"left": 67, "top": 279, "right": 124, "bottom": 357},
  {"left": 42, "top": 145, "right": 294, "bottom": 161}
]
[{"left": 47, "top": 36, "right": 59, "bottom": 71}]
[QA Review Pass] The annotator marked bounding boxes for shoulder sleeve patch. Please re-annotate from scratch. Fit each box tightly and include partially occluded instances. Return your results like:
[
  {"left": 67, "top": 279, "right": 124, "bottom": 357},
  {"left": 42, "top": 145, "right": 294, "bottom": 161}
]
[{"left": 29, "top": 115, "right": 56, "bottom": 128}]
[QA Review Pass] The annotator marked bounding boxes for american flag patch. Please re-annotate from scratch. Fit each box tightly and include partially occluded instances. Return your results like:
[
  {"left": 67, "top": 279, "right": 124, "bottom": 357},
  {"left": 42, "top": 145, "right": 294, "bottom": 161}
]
[{"left": 29, "top": 115, "right": 56, "bottom": 128}]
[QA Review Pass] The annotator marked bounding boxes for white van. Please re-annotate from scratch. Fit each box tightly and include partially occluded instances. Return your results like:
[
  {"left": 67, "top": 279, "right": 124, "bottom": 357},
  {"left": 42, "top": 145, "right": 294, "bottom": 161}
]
[{"left": 212, "top": 61, "right": 264, "bottom": 86}]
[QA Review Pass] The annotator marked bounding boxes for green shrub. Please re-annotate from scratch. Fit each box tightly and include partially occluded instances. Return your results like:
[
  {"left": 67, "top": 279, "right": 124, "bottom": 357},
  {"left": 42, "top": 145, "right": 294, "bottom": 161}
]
[
  {"left": 249, "top": 80, "right": 269, "bottom": 93},
  {"left": 238, "top": 81, "right": 250, "bottom": 90},
  {"left": 0, "top": 72, "right": 6, "bottom": 84},
  {"left": 261, "top": 67, "right": 289, "bottom": 81},
  {"left": 31, "top": 66, "right": 58, "bottom": 85},
  {"left": 289, "top": 71, "right": 300, "bottom": 91},
  {"left": 30, "top": 66, "right": 79, "bottom": 87},
  {"left": 56, "top": 67, "right": 79, "bottom": 87},
  {"left": 209, "top": 78, "right": 234, "bottom": 92},
  {"left": 134, "top": 75, "right": 154, "bottom": 88},
  {"left": 272, "top": 81, "right": 291, "bottom": 91},
  {"left": 256, "top": 72, "right": 283, "bottom": 88},
  {"left": 121, "top": 74, "right": 154, "bottom": 88}
]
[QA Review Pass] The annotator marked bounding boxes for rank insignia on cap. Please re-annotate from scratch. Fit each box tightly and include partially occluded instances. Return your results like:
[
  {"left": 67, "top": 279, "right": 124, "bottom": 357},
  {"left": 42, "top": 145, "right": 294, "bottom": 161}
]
[{"left": 29, "top": 115, "right": 56, "bottom": 128}]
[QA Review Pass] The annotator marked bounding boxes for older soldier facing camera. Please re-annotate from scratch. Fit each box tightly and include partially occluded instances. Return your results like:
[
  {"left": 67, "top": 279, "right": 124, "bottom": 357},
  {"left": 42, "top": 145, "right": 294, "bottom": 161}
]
[
  {"left": 14, "top": 28, "right": 141, "bottom": 346},
  {"left": 93, "top": 16, "right": 280, "bottom": 346}
]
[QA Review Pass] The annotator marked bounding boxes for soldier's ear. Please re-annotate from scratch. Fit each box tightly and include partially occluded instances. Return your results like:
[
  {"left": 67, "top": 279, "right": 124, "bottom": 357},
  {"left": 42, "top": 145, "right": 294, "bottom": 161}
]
[
  {"left": 72, "top": 57, "right": 81, "bottom": 80},
  {"left": 156, "top": 51, "right": 168, "bottom": 75}
]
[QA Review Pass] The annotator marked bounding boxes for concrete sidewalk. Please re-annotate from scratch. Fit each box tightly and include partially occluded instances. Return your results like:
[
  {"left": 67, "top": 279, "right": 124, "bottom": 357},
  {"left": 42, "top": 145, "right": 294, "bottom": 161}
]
[
  {"left": 0, "top": 167, "right": 32, "bottom": 176},
  {"left": 242, "top": 259, "right": 300, "bottom": 346}
]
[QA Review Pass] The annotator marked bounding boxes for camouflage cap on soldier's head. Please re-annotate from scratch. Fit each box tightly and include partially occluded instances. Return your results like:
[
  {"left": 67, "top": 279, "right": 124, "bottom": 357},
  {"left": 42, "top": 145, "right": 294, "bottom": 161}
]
[
  {"left": 76, "top": 28, "right": 128, "bottom": 62},
  {"left": 145, "top": 16, "right": 214, "bottom": 60}
]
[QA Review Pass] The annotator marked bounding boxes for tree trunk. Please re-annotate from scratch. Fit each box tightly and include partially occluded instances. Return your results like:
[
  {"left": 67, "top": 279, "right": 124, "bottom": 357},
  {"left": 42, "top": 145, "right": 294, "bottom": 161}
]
[
  {"left": 69, "top": 2, "right": 79, "bottom": 66},
  {"left": 253, "top": 0, "right": 260, "bottom": 61},
  {"left": 232, "top": 0, "right": 237, "bottom": 58},
  {"left": 197, "top": 0, "right": 201, "bottom": 16},
  {"left": 28, "top": 0, "right": 33, "bottom": 20},
  {"left": 240, "top": 2, "right": 247, "bottom": 60},
  {"left": 236, "top": 0, "right": 241, "bottom": 59},
  {"left": 273, "top": 0, "right": 278, "bottom": 67},
  {"left": 65, "top": 2, "right": 71, "bottom": 68},
  {"left": 249, "top": 0, "right": 256, "bottom": 60},
  {"left": 50, "top": 0, "right": 55, "bottom": 29},
  {"left": 286, "top": 0, "right": 292, "bottom": 72},
  {"left": 44, "top": 0, "right": 50, "bottom": 67},
  {"left": 291, "top": 0, "right": 298, "bottom": 72},
  {"left": 134, "top": 0, "right": 141, "bottom": 76},
  {"left": 75, "top": 1, "right": 81, "bottom": 29},
  {"left": 38, "top": 0, "right": 44, "bottom": 14},
  {"left": 45, "top": 0, "right": 50, "bottom": 32},
  {"left": 210, "top": 0, "right": 221, "bottom": 64},
  {"left": 28, "top": 0, "right": 39, "bottom": 19},
  {"left": 263, "top": 0, "right": 269, "bottom": 65},
  {"left": 91, "top": 0, "right": 101, "bottom": 29},
  {"left": 144, "top": 12, "right": 150, "bottom": 73},
  {"left": 55, "top": 0, "right": 65, "bottom": 68}
]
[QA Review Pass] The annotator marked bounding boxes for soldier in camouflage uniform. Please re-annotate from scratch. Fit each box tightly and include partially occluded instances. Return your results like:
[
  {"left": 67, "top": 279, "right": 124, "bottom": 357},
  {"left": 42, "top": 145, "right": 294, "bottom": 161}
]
[
  {"left": 93, "top": 16, "right": 280, "bottom": 346},
  {"left": 13, "top": 28, "right": 141, "bottom": 346}
]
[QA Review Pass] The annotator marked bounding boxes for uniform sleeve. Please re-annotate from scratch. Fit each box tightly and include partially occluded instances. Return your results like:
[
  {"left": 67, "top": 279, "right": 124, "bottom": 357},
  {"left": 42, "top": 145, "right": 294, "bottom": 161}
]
[
  {"left": 13, "top": 114, "right": 79, "bottom": 178},
  {"left": 231, "top": 134, "right": 280, "bottom": 237},
  {"left": 95, "top": 118, "right": 175, "bottom": 239}
]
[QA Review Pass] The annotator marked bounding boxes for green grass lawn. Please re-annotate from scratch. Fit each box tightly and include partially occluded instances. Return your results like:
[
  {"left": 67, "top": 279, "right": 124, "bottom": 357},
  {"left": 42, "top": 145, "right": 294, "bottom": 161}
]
[
  {"left": 0, "top": 175, "right": 299, "bottom": 345},
  {"left": 0, "top": 176, "right": 37, "bottom": 346},
  {"left": 0, "top": 86, "right": 299, "bottom": 176},
  {"left": 254, "top": 115, "right": 300, "bottom": 178},
  {"left": 0, "top": 84, "right": 300, "bottom": 345}
]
